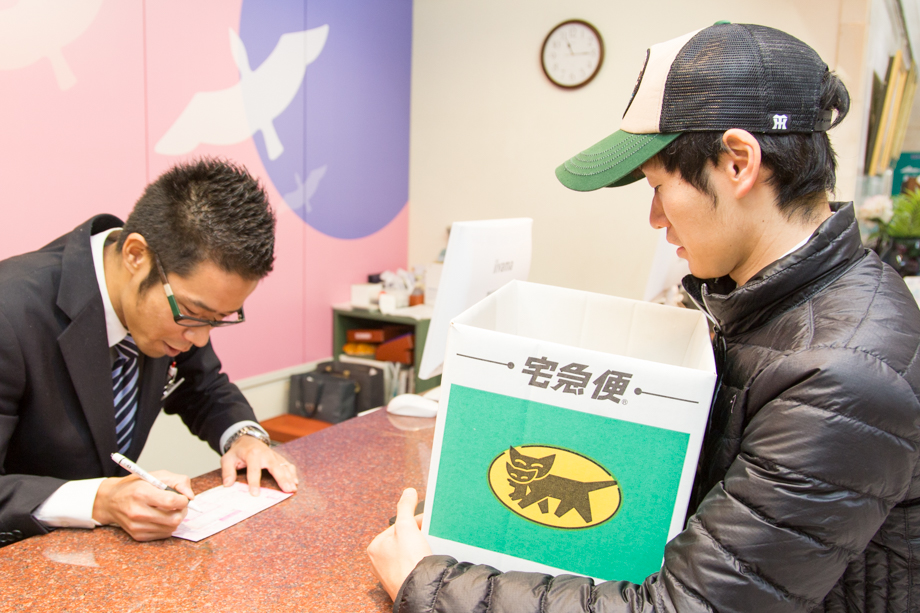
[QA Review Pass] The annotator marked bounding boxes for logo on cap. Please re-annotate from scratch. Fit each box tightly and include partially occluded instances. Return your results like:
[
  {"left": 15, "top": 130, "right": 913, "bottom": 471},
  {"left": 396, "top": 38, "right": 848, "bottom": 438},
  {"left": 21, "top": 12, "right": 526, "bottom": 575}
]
[
  {"left": 772, "top": 114, "right": 789, "bottom": 130},
  {"left": 622, "top": 49, "right": 650, "bottom": 118}
]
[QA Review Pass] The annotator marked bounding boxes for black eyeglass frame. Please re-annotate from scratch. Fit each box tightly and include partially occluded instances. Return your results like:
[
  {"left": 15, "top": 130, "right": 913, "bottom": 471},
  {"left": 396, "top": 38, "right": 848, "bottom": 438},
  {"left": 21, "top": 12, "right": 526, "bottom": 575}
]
[{"left": 152, "top": 253, "right": 245, "bottom": 328}]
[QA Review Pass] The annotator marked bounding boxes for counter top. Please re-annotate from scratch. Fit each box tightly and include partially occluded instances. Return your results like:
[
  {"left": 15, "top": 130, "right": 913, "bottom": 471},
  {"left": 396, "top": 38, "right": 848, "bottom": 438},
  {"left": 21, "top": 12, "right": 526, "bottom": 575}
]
[{"left": 0, "top": 409, "right": 435, "bottom": 613}]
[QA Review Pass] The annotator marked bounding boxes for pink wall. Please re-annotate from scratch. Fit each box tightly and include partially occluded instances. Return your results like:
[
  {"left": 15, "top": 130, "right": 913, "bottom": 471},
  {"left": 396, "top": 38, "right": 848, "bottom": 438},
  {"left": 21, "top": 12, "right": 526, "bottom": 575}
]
[{"left": 0, "top": 0, "right": 411, "bottom": 379}]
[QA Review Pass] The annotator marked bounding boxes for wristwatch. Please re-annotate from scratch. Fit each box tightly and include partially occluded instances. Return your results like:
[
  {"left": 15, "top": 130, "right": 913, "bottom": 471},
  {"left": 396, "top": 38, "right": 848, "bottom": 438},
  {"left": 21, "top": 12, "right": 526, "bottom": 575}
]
[{"left": 223, "top": 425, "right": 271, "bottom": 454}]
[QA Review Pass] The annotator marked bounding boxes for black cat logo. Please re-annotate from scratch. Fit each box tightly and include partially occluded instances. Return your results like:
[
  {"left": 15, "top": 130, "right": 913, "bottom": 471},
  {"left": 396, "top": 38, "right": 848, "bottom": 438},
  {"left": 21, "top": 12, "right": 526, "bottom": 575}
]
[{"left": 488, "top": 445, "right": 621, "bottom": 529}]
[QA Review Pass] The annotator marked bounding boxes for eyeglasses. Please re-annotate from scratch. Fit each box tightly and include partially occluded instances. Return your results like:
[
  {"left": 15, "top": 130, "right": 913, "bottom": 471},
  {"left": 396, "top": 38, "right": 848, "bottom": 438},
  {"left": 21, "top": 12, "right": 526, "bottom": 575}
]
[{"left": 152, "top": 253, "right": 245, "bottom": 328}]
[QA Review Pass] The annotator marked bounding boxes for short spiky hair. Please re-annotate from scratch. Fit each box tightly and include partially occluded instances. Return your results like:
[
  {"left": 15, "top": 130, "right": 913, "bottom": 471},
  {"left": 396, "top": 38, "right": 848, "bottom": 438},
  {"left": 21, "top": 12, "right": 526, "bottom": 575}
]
[{"left": 118, "top": 158, "right": 275, "bottom": 293}]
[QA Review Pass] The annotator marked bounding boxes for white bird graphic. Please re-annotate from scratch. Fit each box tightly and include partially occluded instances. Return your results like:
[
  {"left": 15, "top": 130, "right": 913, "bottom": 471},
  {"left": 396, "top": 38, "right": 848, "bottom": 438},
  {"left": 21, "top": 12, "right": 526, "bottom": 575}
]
[
  {"left": 284, "top": 165, "right": 328, "bottom": 215},
  {"left": 155, "top": 24, "right": 329, "bottom": 160},
  {"left": 0, "top": 0, "right": 104, "bottom": 91}
]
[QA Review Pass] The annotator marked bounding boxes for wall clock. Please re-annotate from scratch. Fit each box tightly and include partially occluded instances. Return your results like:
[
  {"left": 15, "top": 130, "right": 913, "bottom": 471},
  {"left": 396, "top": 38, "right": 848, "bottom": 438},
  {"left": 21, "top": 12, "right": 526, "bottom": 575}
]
[{"left": 541, "top": 20, "right": 604, "bottom": 89}]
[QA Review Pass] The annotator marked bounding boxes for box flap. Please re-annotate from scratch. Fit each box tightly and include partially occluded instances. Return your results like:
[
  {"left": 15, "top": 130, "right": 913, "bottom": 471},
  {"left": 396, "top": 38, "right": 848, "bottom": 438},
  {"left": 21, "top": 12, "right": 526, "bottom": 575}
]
[{"left": 453, "top": 280, "right": 714, "bottom": 372}]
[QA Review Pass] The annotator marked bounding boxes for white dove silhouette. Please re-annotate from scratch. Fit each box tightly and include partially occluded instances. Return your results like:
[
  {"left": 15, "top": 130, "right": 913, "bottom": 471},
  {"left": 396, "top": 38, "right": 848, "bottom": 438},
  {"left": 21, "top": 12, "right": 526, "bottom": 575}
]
[
  {"left": 0, "top": 0, "right": 104, "bottom": 91},
  {"left": 284, "top": 165, "right": 328, "bottom": 214},
  {"left": 155, "top": 24, "right": 329, "bottom": 160}
]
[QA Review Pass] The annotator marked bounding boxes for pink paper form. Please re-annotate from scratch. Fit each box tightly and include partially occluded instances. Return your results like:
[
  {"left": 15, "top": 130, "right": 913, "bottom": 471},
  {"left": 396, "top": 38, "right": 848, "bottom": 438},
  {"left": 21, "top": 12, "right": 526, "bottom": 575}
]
[{"left": 172, "top": 482, "right": 293, "bottom": 542}]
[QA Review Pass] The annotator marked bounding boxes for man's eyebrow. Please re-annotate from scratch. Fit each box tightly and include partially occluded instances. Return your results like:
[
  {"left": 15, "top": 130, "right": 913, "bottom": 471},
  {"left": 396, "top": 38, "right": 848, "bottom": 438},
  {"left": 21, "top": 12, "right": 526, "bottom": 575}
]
[{"left": 182, "top": 295, "right": 233, "bottom": 318}]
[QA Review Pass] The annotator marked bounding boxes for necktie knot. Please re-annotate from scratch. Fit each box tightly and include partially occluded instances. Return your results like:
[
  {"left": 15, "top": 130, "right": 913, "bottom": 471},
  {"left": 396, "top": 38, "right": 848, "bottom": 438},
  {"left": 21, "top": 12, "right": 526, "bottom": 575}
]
[{"left": 115, "top": 336, "right": 138, "bottom": 361}]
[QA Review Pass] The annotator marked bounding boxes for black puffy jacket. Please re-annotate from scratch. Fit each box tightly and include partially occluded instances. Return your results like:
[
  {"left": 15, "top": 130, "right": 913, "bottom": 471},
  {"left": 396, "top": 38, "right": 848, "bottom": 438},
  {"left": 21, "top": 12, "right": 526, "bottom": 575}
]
[{"left": 394, "top": 204, "right": 920, "bottom": 613}]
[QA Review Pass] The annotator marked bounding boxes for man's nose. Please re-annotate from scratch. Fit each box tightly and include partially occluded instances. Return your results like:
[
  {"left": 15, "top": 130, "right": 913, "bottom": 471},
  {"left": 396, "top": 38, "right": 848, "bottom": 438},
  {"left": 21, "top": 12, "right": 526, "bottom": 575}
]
[
  {"left": 649, "top": 197, "right": 668, "bottom": 230},
  {"left": 183, "top": 325, "right": 211, "bottom": 348}
]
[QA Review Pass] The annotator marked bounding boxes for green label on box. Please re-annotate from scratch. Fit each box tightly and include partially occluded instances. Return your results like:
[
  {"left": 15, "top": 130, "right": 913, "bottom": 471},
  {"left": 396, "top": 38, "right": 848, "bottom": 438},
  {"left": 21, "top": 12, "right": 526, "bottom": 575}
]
[{"left": 429, "top": 385, "right": 689, "bottom": 583}]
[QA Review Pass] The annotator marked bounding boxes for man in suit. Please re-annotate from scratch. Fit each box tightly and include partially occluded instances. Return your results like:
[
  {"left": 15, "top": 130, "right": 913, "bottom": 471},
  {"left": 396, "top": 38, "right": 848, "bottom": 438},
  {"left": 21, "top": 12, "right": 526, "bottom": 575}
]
[{"left": 0, "top": 158, "right": 297, "bottom": 545}]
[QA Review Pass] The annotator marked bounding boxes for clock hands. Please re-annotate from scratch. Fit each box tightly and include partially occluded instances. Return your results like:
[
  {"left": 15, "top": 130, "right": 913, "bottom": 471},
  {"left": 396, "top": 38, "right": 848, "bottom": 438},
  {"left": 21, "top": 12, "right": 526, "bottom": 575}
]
[{"left": 566, "top": 40, "right": 594, "bottom": 56}]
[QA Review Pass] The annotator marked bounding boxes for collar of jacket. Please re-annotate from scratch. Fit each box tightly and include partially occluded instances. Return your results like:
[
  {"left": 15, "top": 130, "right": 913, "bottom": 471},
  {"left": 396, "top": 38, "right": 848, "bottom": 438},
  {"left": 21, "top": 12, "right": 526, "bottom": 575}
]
[
  {"left": 682, "top": 202, "right": 866, "bottom": 337},
  {"left": 57, "top": 214, "right": 125, "bottom": 321}
]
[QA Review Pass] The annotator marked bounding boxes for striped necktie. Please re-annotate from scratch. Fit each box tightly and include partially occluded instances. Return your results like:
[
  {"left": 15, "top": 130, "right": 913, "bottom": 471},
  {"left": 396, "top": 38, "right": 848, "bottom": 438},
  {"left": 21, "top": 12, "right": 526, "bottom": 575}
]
[{"left": 112, "top": 335, "right": 139, "bottom": 455}]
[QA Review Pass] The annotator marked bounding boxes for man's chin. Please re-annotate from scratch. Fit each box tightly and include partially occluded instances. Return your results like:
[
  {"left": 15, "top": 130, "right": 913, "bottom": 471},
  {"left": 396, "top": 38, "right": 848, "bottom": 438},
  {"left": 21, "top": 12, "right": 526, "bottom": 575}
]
[{"left": 135, "top": 341, "right": 174, "bottom": 359}]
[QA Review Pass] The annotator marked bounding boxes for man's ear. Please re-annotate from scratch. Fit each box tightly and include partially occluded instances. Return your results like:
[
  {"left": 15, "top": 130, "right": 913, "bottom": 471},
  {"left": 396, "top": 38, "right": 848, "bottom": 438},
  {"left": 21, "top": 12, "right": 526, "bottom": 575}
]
[
  {"left": 718, "top": 129, "right": 762, "bottom": 199},
  {"left": 120, "top": 233, "right": 152, "bottom": 277}
]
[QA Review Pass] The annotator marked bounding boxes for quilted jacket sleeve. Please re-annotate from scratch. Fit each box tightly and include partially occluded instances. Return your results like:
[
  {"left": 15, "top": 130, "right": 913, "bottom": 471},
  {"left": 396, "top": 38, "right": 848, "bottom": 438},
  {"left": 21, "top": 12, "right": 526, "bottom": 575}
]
[{"left": 393, "top": 347, "right": 920, "bottom": 613}]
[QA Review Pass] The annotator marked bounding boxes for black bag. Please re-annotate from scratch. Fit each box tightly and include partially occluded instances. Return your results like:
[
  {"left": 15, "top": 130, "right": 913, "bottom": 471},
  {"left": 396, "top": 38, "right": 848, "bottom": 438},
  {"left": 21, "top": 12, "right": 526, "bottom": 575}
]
[
  {"left": 288, "top": 371, "right": 357, "bottom": 424},
  {"left": 315, "top": 360, "right": 385, "bottom": 413}
]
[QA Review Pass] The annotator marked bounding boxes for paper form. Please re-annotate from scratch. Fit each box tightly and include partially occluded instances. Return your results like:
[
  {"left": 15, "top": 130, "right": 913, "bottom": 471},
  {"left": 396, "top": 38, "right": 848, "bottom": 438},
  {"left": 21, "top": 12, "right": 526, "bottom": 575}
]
[{"left": 172, "top": 482, "right": 292, "bottom": 542}]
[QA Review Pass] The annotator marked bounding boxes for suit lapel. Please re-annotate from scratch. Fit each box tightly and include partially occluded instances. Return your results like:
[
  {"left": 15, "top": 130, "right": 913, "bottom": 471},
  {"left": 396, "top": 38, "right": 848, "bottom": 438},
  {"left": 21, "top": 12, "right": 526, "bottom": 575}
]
[
  {"left": 56, "top": 215, "right": 125, "bottom": 475},
  {"left": 58, "top": 307, "right": 118, "bottom": 473},
  {"left": 129, "top": 354, "right": 170, "bottom": 458}
]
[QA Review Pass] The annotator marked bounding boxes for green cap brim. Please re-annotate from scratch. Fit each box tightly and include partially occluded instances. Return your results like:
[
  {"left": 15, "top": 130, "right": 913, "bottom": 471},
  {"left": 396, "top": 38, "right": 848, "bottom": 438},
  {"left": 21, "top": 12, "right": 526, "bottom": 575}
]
[{"left": 555, "top": 130, "right": 681, "bottom": 191}]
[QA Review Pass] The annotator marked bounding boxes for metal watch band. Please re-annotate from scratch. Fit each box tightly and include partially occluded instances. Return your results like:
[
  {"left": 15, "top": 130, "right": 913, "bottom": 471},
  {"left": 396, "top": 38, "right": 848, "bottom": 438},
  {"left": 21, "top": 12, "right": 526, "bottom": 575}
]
[{"left": 223, "top": 425, "right": 271, "bottom": 454}]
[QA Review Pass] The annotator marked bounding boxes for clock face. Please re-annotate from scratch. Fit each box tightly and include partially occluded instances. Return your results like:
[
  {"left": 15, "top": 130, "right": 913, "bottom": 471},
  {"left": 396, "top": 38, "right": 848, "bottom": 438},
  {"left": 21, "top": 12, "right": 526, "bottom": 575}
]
[{"left": 542, "top": 20, "right": 604, "bottom": 89}]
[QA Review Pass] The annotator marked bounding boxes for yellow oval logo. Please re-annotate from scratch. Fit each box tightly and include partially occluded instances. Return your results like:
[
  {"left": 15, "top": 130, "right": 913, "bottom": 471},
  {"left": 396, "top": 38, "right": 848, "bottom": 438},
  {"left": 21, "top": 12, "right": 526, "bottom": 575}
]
[{"left": 488, "top": 445, "right": 621, "bottom": 529}]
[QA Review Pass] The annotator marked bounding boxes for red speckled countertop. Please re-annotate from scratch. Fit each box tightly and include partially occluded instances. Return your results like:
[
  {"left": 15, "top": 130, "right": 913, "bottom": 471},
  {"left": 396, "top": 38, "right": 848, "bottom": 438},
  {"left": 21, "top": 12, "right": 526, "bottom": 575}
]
[{"left": 0, "top": 409, "right": 435, "bottom": 613}]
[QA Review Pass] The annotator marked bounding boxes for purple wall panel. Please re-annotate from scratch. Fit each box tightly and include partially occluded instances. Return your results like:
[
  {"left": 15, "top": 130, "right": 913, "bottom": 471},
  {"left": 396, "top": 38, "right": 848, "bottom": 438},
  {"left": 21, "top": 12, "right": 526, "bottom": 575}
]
[{"left": 240, "top": 0, "right": 413, "bottom": 239}]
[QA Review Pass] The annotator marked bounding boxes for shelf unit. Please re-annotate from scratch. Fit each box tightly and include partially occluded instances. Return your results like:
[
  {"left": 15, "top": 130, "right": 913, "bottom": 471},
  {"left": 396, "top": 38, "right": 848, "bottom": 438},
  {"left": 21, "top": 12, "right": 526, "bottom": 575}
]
[{"left": 332, "top": 306, "right": 441, "bottom": 394}]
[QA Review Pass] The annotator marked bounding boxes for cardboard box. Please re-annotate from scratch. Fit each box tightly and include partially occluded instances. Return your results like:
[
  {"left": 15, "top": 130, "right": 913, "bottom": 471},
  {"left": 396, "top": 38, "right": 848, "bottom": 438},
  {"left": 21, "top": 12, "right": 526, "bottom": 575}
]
[
  {"left": 350, "top": 283, "right": 382, "bottom": 309},
  {"left": 423, "top": 280, "right": 716, "bottom": 583}
]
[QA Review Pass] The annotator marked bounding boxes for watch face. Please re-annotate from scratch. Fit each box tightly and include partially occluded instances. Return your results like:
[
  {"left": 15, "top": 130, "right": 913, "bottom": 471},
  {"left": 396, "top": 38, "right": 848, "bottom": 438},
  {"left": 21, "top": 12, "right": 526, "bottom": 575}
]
[{"left": 542, "top": 20, "right": 604, "bottom": 89}]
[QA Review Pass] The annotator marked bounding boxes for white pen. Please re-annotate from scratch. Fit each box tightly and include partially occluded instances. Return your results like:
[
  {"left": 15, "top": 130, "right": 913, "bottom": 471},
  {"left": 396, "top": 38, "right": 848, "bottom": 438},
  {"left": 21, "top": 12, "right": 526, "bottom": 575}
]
[{"left": 111, "top": 453, "right": 203, "bottom": 513}]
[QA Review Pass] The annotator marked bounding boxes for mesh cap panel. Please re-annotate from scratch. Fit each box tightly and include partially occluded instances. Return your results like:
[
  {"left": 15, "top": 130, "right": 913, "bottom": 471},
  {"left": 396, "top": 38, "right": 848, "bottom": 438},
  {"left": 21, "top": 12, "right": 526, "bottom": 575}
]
[{"left": 660, "top": 24, "right": 826, "bottom": 133}]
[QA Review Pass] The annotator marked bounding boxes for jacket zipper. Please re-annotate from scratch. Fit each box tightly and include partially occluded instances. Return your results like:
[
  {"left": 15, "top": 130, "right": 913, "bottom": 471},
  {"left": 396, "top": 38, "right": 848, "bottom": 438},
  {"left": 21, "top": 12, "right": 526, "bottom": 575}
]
[{"left": 686, "top": 286, "right": 727, "bottom": 441}]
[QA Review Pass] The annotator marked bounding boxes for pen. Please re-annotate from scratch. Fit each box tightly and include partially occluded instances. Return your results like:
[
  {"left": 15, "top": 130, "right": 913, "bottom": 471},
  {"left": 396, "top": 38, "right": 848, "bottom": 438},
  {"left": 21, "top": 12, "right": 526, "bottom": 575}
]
[{"left": 110, "top": 453, "right": 203, "bottom": 513}]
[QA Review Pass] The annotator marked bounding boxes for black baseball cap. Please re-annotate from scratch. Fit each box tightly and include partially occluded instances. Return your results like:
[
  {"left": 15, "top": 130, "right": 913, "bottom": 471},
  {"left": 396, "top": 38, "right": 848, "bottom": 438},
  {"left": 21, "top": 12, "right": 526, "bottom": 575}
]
[{"left": 556, "top": 22, "right": 834, "bottom": 192}]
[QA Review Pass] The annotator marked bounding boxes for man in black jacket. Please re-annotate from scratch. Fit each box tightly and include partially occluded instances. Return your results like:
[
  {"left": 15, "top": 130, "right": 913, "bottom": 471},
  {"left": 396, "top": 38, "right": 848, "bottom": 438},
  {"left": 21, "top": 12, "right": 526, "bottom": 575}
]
[
  {"left": 368, "top": 23, "right": 920, "bottom": 612},
  {"left": 0, "top": 158, "right": 298, "bottom": 546}
]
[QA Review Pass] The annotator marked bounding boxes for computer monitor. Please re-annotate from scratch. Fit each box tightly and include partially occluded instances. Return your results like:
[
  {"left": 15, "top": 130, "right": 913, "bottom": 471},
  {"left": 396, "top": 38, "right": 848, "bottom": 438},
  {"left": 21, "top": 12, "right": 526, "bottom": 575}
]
[{"left": 417, "top": 218, "right": 532, "bottom": 380}]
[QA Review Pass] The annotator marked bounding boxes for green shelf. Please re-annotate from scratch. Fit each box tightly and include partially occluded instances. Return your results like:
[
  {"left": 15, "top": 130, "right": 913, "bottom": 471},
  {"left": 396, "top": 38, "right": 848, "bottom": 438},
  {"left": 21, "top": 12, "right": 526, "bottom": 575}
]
[{"left": 332, "top": 306, "right": 441, "bottom": 394}]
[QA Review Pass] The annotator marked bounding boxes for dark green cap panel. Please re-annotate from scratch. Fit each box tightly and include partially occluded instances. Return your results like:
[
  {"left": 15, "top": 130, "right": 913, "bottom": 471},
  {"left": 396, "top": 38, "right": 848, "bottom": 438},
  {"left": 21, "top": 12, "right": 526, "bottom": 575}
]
[{"left": 556, "top": 131, "right": 680, "bottom": 192}]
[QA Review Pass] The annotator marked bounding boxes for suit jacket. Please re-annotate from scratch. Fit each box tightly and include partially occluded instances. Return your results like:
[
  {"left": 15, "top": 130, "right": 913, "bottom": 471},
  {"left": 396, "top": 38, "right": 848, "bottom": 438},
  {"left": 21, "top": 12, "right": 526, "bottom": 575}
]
[{"left": 0, "top": 215, "right": 258, "bottom": 542}]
